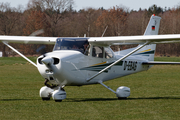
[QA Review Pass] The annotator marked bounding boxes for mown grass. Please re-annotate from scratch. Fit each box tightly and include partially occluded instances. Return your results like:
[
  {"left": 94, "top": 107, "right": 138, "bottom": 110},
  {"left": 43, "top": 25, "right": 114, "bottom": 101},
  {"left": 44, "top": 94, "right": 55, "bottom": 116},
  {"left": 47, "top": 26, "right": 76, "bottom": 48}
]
[{"left": 0, "top": 57, "right": 180, "bottom": 119}]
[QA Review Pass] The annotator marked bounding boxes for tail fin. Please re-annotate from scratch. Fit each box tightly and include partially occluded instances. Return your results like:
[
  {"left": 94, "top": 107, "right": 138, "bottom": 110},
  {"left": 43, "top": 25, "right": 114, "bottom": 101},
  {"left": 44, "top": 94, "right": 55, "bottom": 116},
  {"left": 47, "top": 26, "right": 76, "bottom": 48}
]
[
  {"left": 121, "top": 15, "right": 161, "bottom": 61},
  {"left": 138, "top": 15, "right": 161, "bottom": 61},
  {"left": 120, "top": 15, "right": 161, "bottom": 61},
  {"left": 144, "top": 14, "right": 161, "bottom": 35}
]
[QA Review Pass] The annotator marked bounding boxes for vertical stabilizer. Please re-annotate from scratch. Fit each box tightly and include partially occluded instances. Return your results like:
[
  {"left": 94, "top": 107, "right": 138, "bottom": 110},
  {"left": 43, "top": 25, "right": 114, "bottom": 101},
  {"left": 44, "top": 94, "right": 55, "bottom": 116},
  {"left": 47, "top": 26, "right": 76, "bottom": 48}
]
[
  {"left": 144, "top": 14, "right": 161, "bottom": 35},
  {"left": 120, "top": 15, "right": 161, "bottom": 61},
  {"left": 141, "top": 15, "right": 161, "bottom": 61}
]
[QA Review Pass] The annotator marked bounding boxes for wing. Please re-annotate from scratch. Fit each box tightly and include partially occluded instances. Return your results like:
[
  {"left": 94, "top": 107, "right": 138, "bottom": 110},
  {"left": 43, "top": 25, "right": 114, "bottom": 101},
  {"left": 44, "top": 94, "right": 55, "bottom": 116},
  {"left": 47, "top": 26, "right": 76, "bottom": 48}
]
[
  {"left": 88, "top": 34, "right": 180, "bottom": 46},
  {"left": 1, "top": 34, "right": 180, "bottom": 45},
  {"left": 0, "top": 35, "right": 58, "bottom": 68},
  {"left": 0, "top": 35, "right": 57, "bottom": 44}
]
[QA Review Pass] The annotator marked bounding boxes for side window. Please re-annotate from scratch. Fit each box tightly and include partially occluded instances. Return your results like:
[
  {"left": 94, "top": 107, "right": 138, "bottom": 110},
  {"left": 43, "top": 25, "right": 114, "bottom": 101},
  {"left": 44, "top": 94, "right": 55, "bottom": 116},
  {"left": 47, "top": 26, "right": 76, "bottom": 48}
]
[
  {"left": 84, "top": 45, "right": 90, "bottom": 56},
  {"left": 83, "top": 41, "right": 90, "bottom": 56},
  {"left": 92, "top": 46, "right": 103, "bottom": 58},
  {"left": 105, "top": 47, "right": 113, "bottom": 59}
]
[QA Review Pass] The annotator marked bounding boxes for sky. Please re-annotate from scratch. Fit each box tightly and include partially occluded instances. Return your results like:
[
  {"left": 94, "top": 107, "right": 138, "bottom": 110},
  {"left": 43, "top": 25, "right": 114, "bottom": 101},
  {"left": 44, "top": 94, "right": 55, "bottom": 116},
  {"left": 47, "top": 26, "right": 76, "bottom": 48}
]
[{"left": 0, "top": 0, "right": 180, "bottom": 11}]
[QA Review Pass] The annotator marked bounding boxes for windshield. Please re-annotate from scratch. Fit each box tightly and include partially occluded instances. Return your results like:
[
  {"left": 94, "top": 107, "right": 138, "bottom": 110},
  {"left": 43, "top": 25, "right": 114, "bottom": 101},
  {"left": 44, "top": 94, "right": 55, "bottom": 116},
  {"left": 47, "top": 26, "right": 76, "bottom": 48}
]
[{"left": 53, "top": 38, "right": 89, "bottom": 54}]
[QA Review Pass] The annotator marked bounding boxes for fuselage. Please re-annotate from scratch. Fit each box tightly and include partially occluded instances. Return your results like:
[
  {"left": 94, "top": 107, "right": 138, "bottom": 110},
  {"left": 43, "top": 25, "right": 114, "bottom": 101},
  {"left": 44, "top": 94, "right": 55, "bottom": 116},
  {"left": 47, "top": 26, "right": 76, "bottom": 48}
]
[{"left": 37, "top": 39, "right": 150, "bottom": 87}]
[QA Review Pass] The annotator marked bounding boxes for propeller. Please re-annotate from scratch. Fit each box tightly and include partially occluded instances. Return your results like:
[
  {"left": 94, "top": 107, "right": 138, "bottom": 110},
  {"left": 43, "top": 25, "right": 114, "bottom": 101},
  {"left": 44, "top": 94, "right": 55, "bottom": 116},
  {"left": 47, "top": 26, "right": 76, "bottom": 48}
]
[
  {"left": 24, "top": 29, "right": 44, "bottom": 44},
  {"left": 28, "top": 29, "right": 47, "bottom": 54},
  {"left": 29, "top": 29, "right": 44, "bottom": 36},
  {"left": 41, "top": 56, "right": 53, "bottom": 65}
]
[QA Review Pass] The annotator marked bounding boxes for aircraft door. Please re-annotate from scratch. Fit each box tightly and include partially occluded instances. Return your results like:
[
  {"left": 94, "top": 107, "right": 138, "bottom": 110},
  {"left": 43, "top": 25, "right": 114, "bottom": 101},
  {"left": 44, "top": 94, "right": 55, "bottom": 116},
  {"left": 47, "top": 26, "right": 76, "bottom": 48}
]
[
  {"left": 104, "top": 47, "right": 114, "bottom": 59},
  {"left": 86, "top": 45, "right": 107, "bottom": 78}
]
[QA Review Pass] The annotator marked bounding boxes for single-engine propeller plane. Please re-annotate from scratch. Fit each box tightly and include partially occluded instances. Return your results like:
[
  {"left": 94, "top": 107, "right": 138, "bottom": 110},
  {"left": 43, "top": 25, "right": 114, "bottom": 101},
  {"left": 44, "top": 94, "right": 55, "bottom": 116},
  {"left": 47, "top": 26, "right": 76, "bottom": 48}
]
[{"left": 1, "top": 15, "right": 180, "bottom": 102}]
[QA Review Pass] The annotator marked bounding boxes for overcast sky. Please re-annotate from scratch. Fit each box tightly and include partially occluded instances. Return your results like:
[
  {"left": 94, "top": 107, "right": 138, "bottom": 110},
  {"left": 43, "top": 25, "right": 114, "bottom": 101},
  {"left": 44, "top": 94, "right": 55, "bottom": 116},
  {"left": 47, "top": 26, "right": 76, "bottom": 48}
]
[{"left": 0, "top": 0, "right": 180, "bottom": 11}]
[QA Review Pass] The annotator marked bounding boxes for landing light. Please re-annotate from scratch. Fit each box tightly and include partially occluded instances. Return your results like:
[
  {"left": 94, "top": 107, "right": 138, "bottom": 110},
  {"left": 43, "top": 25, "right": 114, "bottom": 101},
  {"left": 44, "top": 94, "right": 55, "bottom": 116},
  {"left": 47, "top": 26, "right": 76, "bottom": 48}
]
[
  {"left": 46, "top": 69, "right": 53, "bottom": 73},
  {"left": 46, "top": 70, "right": 50, "bottom": 73}
]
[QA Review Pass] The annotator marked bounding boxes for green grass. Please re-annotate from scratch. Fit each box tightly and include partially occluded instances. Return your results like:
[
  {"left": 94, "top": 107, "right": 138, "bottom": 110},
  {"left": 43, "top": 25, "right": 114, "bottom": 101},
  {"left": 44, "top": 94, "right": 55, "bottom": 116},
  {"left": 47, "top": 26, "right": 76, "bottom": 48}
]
[
  {"left": 0, "top": 57, "right": 37, "bottom": 66},
  {"left": 0, "top": 56, "right": 180, "bottom": 119}
]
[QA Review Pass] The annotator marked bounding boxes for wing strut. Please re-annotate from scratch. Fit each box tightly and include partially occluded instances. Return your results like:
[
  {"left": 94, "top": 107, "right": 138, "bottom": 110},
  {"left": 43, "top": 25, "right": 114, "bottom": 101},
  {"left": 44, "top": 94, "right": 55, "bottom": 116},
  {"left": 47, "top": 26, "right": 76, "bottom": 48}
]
[
  {"left": 3, "top": 41, "right": 37, "bottom": 68},
  {"left": 87, "top": 41, "right": 150, "bottom": 82}
]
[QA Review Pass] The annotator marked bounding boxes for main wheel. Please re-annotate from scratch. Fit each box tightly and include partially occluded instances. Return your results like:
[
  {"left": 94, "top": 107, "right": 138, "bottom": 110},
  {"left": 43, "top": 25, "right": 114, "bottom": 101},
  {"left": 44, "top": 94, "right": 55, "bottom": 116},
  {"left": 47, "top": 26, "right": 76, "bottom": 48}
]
[
  {"left": 52, "top": 87, "right": 66, "bottom": 102},
  {"left": 40, "top": 86, "right": 54, "bottom": 101},
  {"left": 116, "top": 86, "right": 130, "bottom": 98}
]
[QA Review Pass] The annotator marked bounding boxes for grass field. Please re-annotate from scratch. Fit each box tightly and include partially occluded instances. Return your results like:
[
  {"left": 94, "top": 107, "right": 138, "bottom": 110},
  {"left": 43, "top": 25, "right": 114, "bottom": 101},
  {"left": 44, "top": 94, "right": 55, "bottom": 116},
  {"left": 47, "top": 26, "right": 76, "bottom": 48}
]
[{"left": 0, "top": 57, "right": 180, "bottom": 119}]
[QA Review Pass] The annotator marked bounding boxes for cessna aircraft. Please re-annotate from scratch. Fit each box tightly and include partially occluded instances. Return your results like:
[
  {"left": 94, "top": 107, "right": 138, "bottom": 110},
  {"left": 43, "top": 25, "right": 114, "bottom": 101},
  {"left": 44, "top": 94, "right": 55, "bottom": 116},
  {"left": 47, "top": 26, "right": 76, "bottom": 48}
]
[{"left": 1, "top": 14, "right": 180, "bottom": 102}]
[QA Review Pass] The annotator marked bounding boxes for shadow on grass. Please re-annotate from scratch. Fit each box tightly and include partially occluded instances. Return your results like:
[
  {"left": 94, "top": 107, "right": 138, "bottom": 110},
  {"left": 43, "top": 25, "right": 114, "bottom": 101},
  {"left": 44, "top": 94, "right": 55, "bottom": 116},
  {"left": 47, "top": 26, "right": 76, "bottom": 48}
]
[
  {"left": 65, "top": 96, "right": 180, "bottom": 102},
  {"left": 0, "top": 98, "right": 40, "bottom": 101},
  {"left": 66, "top": 98, "right": 118, "bottom": 102},
  {"left": 129, "top": 96, "right": 180, "bottom": 100},
  {"left": 1, "top": 96, "right": 180, "bottom": 102}
]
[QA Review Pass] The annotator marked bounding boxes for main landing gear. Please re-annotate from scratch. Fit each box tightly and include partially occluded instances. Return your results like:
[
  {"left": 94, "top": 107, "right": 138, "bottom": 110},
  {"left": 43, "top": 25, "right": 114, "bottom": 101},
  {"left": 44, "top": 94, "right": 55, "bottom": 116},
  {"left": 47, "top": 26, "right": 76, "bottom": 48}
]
[
  {"left": 39, "top": 86, "right": 66, "bottom": 102},
  {"left": 39, "top": 80, "right": 130, "bottom": 102},
  {"left": 98, "top": 81, "right": 130, "bottom": 99}
]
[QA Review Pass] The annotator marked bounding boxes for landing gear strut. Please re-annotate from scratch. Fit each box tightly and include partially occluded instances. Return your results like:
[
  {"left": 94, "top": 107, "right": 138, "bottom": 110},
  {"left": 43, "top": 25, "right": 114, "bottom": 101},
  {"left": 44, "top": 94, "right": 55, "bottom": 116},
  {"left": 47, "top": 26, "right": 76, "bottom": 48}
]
[{"left": 98, "top": 81, "right": 130, "bottom": 99}]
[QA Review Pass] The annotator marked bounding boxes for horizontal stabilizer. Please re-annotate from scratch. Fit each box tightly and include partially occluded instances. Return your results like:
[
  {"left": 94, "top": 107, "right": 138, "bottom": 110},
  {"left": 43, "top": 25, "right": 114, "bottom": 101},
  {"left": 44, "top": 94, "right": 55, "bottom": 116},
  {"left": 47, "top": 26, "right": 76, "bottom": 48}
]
[{"left": 142, "top": 61, "right": 180, "bottom": 65}]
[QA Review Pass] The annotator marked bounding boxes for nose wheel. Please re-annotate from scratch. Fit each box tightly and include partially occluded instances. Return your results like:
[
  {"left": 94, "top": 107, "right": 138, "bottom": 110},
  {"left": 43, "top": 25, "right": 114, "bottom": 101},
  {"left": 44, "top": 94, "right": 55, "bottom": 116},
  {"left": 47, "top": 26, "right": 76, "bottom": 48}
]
[{"left": 40, "top": 86, "right": 66, "bottom": 102}]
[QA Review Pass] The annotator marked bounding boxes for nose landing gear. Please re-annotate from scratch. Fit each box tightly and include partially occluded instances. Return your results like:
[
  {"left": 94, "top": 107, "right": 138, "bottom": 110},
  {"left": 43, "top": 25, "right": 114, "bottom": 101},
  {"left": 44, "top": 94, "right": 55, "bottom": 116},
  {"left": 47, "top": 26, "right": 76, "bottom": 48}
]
[
  {"left": 39, "top": 86, "right": 66, "bottom": 102},
  {"left": 39, "top": 79, "right": 67, "bottom": 102},
  {"left": 52, "top": 87, "right": 66, "bottom": 102}
]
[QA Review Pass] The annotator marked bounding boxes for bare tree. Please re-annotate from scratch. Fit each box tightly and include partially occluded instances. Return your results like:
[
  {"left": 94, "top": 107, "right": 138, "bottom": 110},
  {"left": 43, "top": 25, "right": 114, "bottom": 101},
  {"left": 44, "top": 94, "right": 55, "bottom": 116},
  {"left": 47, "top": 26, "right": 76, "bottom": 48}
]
[
  {"left": 0, "top": 2, "right": 22, "bottom": 57},
  {"left": 27, "top": 0, "right": 74, "bottom": 37},
  {"left": 96, "top": 6, "right": 129, "bottom": 37}
]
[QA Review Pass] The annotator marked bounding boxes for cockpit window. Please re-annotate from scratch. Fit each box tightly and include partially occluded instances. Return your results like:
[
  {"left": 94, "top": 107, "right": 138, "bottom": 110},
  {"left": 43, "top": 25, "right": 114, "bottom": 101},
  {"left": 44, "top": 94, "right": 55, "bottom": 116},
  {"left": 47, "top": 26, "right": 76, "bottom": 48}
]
[
  {"left": 92, "top": 46, "right": 103, "bottom": 58},
  {"left": 53, "top": 38, "right": 89, "bottom": 54},
  {"left": 105, "top": 47, "right": 113, "bottom": 59}
]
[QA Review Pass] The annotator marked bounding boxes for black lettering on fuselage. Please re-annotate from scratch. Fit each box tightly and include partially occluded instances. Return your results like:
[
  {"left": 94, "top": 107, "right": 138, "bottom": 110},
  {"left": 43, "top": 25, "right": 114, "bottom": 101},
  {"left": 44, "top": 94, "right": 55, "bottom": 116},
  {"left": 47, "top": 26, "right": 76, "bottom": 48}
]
[{"left": 124, "top": 61, "right": 137, "bottom": 71}]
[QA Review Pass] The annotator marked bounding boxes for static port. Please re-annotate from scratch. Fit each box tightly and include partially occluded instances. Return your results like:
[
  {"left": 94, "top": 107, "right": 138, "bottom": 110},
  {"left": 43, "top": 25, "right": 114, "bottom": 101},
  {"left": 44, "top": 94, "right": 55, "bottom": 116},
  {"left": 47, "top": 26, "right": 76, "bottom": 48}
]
[{"left": 38, "top": 58, "right": 43, "bottom": 64}]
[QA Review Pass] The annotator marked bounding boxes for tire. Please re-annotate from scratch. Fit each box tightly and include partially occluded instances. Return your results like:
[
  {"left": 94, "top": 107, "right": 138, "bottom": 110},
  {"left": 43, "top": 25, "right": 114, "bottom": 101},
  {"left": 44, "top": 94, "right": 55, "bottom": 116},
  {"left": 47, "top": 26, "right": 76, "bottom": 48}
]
[{"left": 42, "top": 97, "right": 50, "bottom": 101}]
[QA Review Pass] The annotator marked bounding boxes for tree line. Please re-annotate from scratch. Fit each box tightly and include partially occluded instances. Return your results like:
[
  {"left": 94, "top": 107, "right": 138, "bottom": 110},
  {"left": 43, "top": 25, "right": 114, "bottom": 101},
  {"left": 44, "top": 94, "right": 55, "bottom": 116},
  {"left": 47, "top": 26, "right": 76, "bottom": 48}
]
[{"left": 0, "top": 0, "right": 180, "bottom": 57}]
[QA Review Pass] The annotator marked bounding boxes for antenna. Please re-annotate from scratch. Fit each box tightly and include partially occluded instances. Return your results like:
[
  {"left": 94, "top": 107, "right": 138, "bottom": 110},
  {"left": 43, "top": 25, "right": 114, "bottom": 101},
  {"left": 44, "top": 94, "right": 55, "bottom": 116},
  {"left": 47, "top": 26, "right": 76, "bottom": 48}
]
[
  {"left": 101, "top": 26, "right": 108, "bottom": 37},
  {"left": 84, "top": 34, "right": 86, "bottom": 37}
]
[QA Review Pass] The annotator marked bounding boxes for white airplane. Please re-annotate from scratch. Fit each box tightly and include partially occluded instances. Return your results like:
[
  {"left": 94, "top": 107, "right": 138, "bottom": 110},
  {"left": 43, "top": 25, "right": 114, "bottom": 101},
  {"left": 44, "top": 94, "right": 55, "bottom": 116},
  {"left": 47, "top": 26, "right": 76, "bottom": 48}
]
[{"left": 1, "top": 14, "right": 180, "bottom": 102}]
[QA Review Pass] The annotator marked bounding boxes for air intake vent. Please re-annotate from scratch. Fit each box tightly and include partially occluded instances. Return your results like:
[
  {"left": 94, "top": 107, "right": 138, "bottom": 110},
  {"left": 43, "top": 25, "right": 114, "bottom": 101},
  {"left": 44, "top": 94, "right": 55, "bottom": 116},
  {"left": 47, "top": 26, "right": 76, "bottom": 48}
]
[
  {"left": 50, "top": 77, "right": 54, "bottom": 80},
  {"left": 53, "top": 58, "right": 60, "bottom": 65},
  {"left": 38, "top": 58, "right": 43, "bottom": 64}
]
